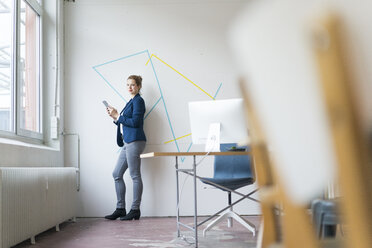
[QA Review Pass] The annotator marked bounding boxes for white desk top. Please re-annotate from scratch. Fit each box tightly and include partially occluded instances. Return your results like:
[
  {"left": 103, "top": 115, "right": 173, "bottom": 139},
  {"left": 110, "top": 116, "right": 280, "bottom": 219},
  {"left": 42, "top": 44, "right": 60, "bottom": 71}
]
[{"left": 140, "top": 151, "right": 250, "bottom": 159}]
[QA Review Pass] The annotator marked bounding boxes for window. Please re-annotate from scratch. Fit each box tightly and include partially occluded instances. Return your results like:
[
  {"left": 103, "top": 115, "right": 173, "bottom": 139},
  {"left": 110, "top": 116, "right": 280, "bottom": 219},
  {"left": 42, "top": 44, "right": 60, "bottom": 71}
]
[
  {"left": 0, "top": 0, "right": 42, "bottom": 140},
  {"left": 19, "top": 0, "right": 41, "bottom": 134},
  {"left": 0, "top": 0, "right": 13, "bottom": 132}
]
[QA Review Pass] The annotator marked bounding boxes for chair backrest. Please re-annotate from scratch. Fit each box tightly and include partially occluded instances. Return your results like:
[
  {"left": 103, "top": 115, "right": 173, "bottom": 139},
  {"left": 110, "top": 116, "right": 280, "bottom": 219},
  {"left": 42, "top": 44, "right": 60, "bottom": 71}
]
[{"left": 213, "top": 143, "right": 254, "bottom": 180}]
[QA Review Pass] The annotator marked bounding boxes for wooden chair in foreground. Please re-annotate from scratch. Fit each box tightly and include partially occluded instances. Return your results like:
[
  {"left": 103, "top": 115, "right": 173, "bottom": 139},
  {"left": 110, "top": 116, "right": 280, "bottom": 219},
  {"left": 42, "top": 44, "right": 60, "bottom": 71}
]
[
  {"left": 239, "top": 12, "right": 372, "bottom": 248},
  {"left": 311, "top": 13, "right": 372, "bottom": 248}
]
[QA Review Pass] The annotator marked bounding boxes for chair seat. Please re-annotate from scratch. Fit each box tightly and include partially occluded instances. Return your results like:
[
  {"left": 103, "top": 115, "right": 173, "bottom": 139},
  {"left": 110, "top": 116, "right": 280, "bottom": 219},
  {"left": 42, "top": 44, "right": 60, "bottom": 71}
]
[{"left": 200, "top": 177, "right": 254, "bottom": 191}]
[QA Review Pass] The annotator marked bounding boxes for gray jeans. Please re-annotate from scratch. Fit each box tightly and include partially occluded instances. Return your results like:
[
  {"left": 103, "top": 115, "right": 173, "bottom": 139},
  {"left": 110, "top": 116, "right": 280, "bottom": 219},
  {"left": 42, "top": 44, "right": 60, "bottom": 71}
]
[{"left": 112, "top": 141, "right": 146, "bottom": 210}]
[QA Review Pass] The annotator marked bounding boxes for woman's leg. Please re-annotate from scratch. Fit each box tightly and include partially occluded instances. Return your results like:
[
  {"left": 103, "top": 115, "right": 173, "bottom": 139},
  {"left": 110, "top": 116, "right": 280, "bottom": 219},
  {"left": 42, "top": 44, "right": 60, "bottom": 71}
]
[
  {"left": 126, "top": 141, "right": 146, "bottom": 210},
  {"left": 112, "top": 146, "right": 129, "bottom": 209}
]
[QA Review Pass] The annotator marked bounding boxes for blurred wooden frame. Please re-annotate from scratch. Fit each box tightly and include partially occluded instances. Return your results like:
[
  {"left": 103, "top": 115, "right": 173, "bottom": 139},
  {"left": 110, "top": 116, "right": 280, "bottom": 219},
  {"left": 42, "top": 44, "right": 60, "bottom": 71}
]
[
  {"left": 239, "top": 80, "right": 319, "bottom": 248},
  {"left": 312, "top": 13, "right": 372, "bottom": 248},
  {"left": 239, "top": 80, "right": 279, "bottom": 247}
]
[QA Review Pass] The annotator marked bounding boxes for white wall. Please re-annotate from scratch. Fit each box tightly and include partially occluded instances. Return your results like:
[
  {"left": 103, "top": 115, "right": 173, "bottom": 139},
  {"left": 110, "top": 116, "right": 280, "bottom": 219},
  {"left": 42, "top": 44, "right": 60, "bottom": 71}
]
[
  {"left": 63, "top": 0, "right": 261, "bottom": 217},
  {"left": 0, "top": 0, "right": 64, "bottom": 167}
]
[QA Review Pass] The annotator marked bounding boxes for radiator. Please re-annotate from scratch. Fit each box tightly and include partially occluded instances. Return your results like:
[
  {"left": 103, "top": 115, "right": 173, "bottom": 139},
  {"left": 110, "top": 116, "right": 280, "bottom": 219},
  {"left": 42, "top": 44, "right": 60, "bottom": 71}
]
[{"left": 0, "top": 167, "right": 78, "bottom": 248}]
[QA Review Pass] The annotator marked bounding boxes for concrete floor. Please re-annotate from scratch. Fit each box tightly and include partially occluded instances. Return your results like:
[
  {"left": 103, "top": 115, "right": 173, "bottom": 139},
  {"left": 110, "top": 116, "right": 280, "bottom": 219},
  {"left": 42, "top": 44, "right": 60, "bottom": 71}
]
[{"left": 13, "top": 216, "right": 260, "bottom": 248}]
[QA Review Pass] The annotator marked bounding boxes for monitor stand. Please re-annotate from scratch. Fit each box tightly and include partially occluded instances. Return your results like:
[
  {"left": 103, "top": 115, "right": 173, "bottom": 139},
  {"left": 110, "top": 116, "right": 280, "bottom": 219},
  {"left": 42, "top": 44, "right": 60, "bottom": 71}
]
[{"left": 205, "top": 123, "right": 220, "bottom": 152}]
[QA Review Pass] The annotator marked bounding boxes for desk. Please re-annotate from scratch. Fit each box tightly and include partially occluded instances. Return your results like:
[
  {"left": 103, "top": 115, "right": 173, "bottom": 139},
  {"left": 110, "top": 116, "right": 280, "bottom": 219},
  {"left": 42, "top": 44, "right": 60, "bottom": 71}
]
[{"left": 140, "top": 151, "right": 251, "bottom": 248}]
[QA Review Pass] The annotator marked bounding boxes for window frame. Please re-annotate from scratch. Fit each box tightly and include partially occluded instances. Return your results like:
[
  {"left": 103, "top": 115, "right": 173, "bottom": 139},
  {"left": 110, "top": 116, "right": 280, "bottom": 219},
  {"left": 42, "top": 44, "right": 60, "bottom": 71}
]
[{"left": 0, "top": 0, "right": 44, "bottom": 142}]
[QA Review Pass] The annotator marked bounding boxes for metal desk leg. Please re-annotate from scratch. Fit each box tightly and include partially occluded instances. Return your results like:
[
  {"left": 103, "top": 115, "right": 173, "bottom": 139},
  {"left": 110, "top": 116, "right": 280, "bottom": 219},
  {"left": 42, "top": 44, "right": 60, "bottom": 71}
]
[
  {"left": 193, "top": 155, "right": 198, "bottom": 247},
  {"left": 175, "top": 156, "right": 180, "bottom": 238}
]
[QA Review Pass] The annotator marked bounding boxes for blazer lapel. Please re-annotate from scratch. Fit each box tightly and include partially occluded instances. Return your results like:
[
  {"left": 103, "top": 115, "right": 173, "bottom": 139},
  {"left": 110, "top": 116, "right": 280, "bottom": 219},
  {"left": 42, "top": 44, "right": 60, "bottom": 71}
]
[
  {"left": 120, "top": 94, "right": 139, "bottom": 115},
  {"left": 120, "top": 99, "right": 132, "bottom": 115}
]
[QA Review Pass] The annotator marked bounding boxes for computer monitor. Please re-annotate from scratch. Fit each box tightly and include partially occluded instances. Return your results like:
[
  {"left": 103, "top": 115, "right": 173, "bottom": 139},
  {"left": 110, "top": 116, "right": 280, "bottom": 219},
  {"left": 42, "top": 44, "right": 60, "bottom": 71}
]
[{"left": 188, "top": 98, "right": 248, "bottom": 151}]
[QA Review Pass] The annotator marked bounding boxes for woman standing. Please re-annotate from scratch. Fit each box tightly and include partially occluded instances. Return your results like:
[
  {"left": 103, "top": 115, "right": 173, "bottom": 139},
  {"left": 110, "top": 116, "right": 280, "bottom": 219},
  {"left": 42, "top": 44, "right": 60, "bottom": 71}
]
[{"left": 105, "top": 75, "right": 146, "bottom": 221}]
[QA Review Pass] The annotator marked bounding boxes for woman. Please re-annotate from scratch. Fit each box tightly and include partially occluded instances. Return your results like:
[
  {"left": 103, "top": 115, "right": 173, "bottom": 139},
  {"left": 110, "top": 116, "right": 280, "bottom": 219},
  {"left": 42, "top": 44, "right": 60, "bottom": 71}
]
[{"left": 105, "top": 75, "right": 146, "bottom": 221}]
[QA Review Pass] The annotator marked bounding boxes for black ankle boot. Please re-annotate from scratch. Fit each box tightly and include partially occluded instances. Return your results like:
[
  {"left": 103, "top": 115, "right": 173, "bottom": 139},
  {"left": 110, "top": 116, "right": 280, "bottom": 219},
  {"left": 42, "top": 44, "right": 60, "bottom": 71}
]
[
  {"left": 104, "top": 208, "right": 126, "bottom": 220},
  {"left": 120, "top": 209, "right": 140, "bottom": 221}
]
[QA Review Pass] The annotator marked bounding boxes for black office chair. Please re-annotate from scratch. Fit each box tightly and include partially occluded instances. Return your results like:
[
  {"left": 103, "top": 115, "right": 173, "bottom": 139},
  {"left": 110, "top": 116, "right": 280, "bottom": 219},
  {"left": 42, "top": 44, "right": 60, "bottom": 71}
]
[{"left": 200, "top": 143, "right": 258, "bottom": 236}]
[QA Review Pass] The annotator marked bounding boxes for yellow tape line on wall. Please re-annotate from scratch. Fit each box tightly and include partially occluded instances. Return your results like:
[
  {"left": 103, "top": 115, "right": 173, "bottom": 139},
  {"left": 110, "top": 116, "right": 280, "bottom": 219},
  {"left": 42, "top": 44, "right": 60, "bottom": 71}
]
[{"left": 146, "top": 54, "right": 215, "bottom": 100}]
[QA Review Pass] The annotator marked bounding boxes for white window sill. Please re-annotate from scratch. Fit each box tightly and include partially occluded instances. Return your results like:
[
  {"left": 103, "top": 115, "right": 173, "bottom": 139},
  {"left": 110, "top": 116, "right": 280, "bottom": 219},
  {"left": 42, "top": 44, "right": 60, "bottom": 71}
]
[{"left": 0, "top": 137, "right": 59, "bottom": 151}]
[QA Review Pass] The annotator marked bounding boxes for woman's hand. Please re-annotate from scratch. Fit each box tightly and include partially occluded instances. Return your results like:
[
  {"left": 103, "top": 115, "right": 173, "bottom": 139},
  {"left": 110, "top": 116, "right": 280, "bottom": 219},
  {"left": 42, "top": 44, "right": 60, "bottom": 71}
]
[{"left": 107, "top": 107, "right": 119, "bottom": 121}]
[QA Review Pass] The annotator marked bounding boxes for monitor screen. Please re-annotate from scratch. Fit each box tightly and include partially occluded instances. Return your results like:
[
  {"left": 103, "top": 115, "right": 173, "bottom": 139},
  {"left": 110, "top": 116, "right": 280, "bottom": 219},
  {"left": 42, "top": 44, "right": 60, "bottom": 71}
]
[{"left": 188, "top": 98, "right": 248, "bottom": 146}]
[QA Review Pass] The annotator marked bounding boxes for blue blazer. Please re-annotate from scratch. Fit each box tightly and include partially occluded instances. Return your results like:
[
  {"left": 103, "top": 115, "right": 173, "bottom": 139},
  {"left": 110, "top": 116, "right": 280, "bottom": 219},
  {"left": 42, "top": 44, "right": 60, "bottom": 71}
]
[{"left": 115, "top": 94, "right": 146, "bottom": 144}]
